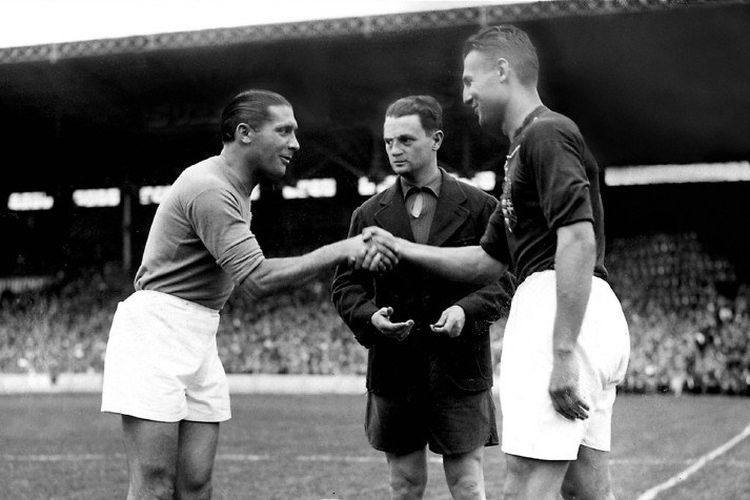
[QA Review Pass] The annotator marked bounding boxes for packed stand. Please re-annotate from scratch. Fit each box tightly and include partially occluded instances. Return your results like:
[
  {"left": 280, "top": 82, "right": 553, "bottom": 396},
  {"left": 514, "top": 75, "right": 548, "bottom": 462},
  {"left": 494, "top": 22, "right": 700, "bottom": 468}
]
[
  {"left": 1, "top": 232, "right": 749, "bottom": 395},
  {"left": 607, "top": 233, "right": 750, "bottom": 395},
  {"left": 0, "top": 267, "right": 368, "bottom": 377}
]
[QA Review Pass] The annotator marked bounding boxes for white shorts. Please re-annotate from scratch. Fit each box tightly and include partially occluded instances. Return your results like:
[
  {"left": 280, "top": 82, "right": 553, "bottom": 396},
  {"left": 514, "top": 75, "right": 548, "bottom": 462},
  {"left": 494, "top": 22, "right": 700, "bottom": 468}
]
[
  {"left": 101, "top": 290, "right": 231, "bottom": 423},
  {"left": 499, "top": 270, "right": 630, "bottom": 461}
]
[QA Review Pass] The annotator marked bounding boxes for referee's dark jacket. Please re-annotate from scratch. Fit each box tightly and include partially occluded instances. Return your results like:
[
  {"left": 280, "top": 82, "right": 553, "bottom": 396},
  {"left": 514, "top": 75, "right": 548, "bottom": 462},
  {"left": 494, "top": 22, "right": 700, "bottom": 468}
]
[{"left": 331, "top": 171, "right": 514, "bottom": 397}]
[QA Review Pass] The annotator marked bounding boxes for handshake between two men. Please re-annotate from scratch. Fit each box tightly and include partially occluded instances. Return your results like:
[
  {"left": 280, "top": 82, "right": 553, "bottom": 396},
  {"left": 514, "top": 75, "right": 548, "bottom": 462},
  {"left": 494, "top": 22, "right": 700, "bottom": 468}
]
[{"left": 345, "top": 226, "right": 468, "bottom": 341}]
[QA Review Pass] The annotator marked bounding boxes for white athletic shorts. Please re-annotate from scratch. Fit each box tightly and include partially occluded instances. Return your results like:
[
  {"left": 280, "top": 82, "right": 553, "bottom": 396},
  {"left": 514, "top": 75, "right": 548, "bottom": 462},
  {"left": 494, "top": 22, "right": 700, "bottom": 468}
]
[
  {"left": 499, "top": 270, "right": 630, "bottom": 461},
  {"left": 101, "top": 290, "right": 231, "bottom": 423}
]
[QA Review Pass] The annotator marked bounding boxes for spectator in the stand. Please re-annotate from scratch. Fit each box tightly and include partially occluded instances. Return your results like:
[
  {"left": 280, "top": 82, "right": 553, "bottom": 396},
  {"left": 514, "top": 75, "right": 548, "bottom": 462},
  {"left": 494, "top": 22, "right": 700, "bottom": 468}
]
[
  {"left": 100, "top": 90, "right": 393, "bottom": 500},
  {"left": 331, "top": 95, "right": 514, "bottom": 500}
]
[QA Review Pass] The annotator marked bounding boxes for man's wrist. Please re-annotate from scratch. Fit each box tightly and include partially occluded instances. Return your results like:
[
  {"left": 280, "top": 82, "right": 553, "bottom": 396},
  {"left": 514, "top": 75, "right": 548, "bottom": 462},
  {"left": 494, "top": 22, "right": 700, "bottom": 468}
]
[
  {"left": 397, "top": 237, "right": 414, "bottom": 260},
  {"left": 449, "top": 304, "right": 465, "bottom": 315},
  {"left": 553, "top": 345, "right": 576, "bottom": 357},
  {"left": 334, "top": 235, "right": 359, "bottom": 264}
]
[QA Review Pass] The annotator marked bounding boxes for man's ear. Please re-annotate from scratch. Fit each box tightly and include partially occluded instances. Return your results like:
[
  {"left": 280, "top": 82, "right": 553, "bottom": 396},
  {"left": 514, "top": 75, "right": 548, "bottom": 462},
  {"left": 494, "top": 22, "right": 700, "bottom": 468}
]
[
  {"left": 432, "top": 129, "right": 444, "bottom": 150},
  {"left": 495, "top": 58, "right": 510, "bottom": 83},
  {"left": 235, "top": 123, "right": 255, "bottom": 144}
]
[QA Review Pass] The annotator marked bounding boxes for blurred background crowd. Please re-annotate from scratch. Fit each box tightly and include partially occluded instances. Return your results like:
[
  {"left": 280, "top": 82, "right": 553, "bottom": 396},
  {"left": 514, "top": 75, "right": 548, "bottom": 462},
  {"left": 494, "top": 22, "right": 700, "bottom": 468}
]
[{"left": 2, "top": 231, "right": 749, "bottom": 396}]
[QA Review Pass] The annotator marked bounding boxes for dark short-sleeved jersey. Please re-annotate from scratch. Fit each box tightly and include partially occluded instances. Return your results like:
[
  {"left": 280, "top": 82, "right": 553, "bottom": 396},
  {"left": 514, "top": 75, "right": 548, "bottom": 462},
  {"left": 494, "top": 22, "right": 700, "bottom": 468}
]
[{"left": 480, "top": 106, "right": 607, "bottom": 284}]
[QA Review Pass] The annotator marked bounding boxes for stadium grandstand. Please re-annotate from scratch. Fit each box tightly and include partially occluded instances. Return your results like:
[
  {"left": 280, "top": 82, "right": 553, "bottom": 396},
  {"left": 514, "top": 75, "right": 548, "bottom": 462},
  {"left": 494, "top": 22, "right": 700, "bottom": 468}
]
[{"left": 2, "top": 0, "right": 749, "bottom": 397}]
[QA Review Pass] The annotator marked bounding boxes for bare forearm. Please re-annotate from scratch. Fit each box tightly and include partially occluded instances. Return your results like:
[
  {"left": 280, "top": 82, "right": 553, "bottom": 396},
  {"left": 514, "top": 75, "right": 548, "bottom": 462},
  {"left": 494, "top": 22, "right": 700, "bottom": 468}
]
[
  {"left": 553, "top": 225, "right": 596, "bottom": 353},
  {"left": 241, "top": 239, "right": 353, "bottom": 300},
  {"left": 398, "top": 240, "right": 506, "bottom": 285}
]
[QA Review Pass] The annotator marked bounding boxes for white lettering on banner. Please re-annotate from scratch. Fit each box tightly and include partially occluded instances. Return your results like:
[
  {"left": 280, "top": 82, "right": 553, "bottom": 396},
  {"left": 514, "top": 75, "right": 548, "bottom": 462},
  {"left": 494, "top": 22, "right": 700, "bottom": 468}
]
[
  {"left": 7, "top": 192, "right": 54, "bottom": 211},
  {"left": 72, "top": 188, "right": 120, "bottom": 207}
]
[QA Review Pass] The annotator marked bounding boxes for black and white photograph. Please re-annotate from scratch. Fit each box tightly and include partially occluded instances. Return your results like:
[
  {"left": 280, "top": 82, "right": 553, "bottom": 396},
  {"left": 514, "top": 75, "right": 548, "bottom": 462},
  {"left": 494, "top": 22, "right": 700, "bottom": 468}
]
[{"left": 1, "top": 0, "right": 749, "bottom": 498}]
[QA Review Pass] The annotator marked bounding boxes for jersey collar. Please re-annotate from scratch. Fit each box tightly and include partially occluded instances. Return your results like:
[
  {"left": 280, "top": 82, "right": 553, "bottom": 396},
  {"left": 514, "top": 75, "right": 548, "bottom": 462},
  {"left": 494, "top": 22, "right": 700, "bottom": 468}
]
[{"left": 511, "top": 105, "right": 548, "bottom": 142}]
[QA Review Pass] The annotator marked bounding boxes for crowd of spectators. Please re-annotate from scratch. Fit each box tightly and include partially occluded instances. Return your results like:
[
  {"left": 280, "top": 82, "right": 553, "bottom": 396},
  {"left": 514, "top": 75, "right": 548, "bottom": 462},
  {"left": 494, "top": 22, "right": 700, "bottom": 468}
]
[
  {"left": 0, "top": 264, "right": 125, "bottom": 377},
  {"left": 1, "top": 232, "right": 749, "bottom": 395},
  {"left": 607, "top": 233, "right": 750, "bottom": 395}
]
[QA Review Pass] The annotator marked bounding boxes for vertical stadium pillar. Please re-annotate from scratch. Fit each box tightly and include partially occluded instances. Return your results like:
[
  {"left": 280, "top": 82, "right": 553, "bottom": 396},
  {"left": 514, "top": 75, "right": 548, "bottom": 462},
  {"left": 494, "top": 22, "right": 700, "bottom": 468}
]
[{"left": 121, "top": 184, "right": 132, "bottom": 272}]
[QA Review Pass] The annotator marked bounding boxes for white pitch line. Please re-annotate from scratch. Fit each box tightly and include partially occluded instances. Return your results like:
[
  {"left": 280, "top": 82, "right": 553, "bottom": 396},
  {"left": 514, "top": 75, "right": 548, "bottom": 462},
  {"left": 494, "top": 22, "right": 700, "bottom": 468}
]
[
  {"left": 217, "top": 454, "right": 270, "bottom": 461},
  {"left": 637, "top": 422, "right": 750, "bottom": 500},
  {"left": 0, "top": 453, "right": 116, "bottom": 462}
]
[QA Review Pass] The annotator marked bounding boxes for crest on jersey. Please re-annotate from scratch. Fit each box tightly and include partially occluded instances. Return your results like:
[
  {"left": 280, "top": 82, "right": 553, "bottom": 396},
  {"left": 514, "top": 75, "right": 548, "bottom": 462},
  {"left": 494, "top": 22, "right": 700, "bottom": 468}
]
[{"left": 501, "top": 145, "right": 520, "bottom": 233}]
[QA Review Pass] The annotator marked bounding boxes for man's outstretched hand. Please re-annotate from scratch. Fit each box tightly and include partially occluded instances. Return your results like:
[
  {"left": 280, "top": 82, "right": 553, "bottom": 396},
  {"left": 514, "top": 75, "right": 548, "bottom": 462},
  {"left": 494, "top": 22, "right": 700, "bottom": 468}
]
[
  {"left": 371, "top": 306, "right": 414, "bottom": 341},
  {"left": 549, "top": 351, "right": 589, "bottom": 421}
]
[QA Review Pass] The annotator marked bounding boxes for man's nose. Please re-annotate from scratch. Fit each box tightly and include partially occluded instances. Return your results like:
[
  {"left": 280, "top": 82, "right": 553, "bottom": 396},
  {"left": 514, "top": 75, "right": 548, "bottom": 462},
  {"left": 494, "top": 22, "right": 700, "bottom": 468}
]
[{"left": 289, "top": 133, "right": 300, "bottom": 152}]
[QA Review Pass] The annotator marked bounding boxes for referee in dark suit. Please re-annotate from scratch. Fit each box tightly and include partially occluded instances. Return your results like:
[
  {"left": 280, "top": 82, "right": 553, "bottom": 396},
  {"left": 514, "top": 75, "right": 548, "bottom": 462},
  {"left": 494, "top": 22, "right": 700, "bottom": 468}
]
[{"left": 331, "top": 95, "right": 514, "bottom": 500}]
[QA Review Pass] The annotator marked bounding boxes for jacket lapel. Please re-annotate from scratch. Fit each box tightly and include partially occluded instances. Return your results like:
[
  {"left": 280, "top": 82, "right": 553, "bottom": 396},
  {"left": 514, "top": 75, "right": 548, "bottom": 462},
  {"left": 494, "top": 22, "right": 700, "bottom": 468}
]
[
  {"left": 427, "top": 171, "right": 470, "bottom": 247},
  {"left": 374, "top": 181, "right": 415, "bottom": 241}
]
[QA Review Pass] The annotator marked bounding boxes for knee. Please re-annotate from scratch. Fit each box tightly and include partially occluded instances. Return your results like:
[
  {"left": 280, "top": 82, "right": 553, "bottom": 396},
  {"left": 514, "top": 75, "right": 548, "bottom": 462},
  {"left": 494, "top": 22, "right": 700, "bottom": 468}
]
[
  {"left": 390, "top": 469, "right": 427, "bottom": 499},
  {"left": 176, "top": 468, "right": 213, "bottom": 500},
  {"left": 132, "top": 462, "right": 176, "bottom": 500},
  {"left": 502, "top": 458, "right": 527, "bottom": 500},
  {"left": 505, "top": 455, "right": 533, "bottom": 481},
  {"left": 449, "top": 476, "right": 484, "bottom": 500},
  {"left": 560, "top": 477, "right": 577, "bottom": 500},
  {"left": 176, "top": 478, "right": 212, "bottom": 500},
  {"left": 444, "top": 453, "right": 485, "bottom": 500},
  {"left": 561, "top": 477, "right": 615, "bottom": 500}
]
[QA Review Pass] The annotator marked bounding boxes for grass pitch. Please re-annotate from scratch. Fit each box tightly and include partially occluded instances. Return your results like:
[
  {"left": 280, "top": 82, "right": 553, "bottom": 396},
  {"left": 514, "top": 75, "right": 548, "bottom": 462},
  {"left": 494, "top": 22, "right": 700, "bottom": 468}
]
[{"left": 1, "top": 393, "right": 749, "bottom": 499}]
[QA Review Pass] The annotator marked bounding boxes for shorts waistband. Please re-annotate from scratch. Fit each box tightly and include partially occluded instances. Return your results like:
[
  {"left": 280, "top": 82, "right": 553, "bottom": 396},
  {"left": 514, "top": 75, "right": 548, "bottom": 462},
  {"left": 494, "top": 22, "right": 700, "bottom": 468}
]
[
  {"left": 518, "top": 269, "right": 607, "bottom": 292},
  {"left": 133, "top": 289, "right": 220, "bottom": 315}
]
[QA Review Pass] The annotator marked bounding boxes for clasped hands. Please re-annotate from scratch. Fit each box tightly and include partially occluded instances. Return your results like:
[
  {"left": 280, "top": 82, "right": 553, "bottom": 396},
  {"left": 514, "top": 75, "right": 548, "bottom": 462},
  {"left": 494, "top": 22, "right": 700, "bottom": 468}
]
[{"left": 347, "top": 226, "right": 401, "bottom": 273}]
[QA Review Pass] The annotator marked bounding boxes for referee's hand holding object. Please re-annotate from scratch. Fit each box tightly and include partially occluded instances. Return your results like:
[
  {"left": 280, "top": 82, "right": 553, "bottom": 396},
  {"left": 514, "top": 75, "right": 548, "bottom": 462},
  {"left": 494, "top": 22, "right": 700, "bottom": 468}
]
[{"left": 430, "top": 305, "right": 466, "bottom": 338}]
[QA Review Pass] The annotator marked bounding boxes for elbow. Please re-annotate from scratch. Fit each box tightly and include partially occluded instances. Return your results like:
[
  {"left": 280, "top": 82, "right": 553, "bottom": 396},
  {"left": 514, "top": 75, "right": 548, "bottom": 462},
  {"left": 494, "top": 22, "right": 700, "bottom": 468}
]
[
  {"left": 574, "top": 231, "right": 596, "bottom": 257},
  {"left": 239, "top": 260, "right": 274, "bottom": 300},
  {"left": 241, "top": 278, "right": 270, "bottom": 301},
  {"left": 472, "top": 248, "right": 506, "bottom": 285},
  {"left": 559, "top": 222, "right": 595, "bottom": 249},
  {"left": 579, "top": 229, "right": 596, "bottom": 257}
]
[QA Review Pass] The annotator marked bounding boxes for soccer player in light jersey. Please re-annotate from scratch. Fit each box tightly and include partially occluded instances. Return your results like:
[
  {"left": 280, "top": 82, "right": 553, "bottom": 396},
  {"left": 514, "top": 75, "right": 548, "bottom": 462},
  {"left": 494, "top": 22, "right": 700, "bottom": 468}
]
[{"left": 101, "top": 90, "right": 393, "bottom": 499}]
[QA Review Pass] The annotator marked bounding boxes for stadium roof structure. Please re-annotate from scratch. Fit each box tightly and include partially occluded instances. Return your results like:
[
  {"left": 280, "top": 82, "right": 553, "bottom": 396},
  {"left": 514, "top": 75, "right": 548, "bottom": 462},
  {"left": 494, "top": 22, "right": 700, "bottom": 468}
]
[{"left": 1, "top": 0, "right": 749, "bottom": 193}]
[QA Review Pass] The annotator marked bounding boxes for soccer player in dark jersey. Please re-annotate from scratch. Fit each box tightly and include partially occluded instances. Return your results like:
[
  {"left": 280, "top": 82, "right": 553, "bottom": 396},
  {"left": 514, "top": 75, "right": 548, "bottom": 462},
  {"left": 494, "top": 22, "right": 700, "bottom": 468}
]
[
  {"left": 363, "top": 26, "right": 630, "bottom": 500},
  {"left": 101, "top": 90, "right": 394, "bottom": 499}
]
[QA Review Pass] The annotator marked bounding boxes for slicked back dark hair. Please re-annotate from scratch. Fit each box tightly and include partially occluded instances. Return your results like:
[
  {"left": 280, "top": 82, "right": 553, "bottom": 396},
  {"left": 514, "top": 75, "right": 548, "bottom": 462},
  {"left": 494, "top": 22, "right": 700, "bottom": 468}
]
[
  {"left": 385, "top": 95, "right": 443, "bottom": 133},
  {"left": 220, "top": 89, "right": 291, "bottom": 143},
  {"left": 463, "top": 25, "right": 539, "bottom": 86}
]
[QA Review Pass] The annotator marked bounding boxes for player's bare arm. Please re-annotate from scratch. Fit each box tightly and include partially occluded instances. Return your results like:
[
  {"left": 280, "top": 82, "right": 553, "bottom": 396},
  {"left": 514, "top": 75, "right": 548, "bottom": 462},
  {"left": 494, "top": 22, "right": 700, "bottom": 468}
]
[
  {"left": 241, "top": 230, "right": 395, "bottom": 300},
  {"left": 549, "top": 220, "right": 596, "bottom": 421},
  {"left": 362, "top": 226, "right": 506, "bottom": 285}
]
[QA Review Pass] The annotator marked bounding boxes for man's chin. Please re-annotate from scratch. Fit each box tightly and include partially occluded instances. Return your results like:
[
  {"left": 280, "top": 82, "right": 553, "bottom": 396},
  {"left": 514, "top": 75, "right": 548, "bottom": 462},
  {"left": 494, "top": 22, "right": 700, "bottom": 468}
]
[
  {"left": 478, "top": 113, "right": 501, "bottom": 131},
  {"left": 258, "top": 166, "right": 286, "bottom": 183}
]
